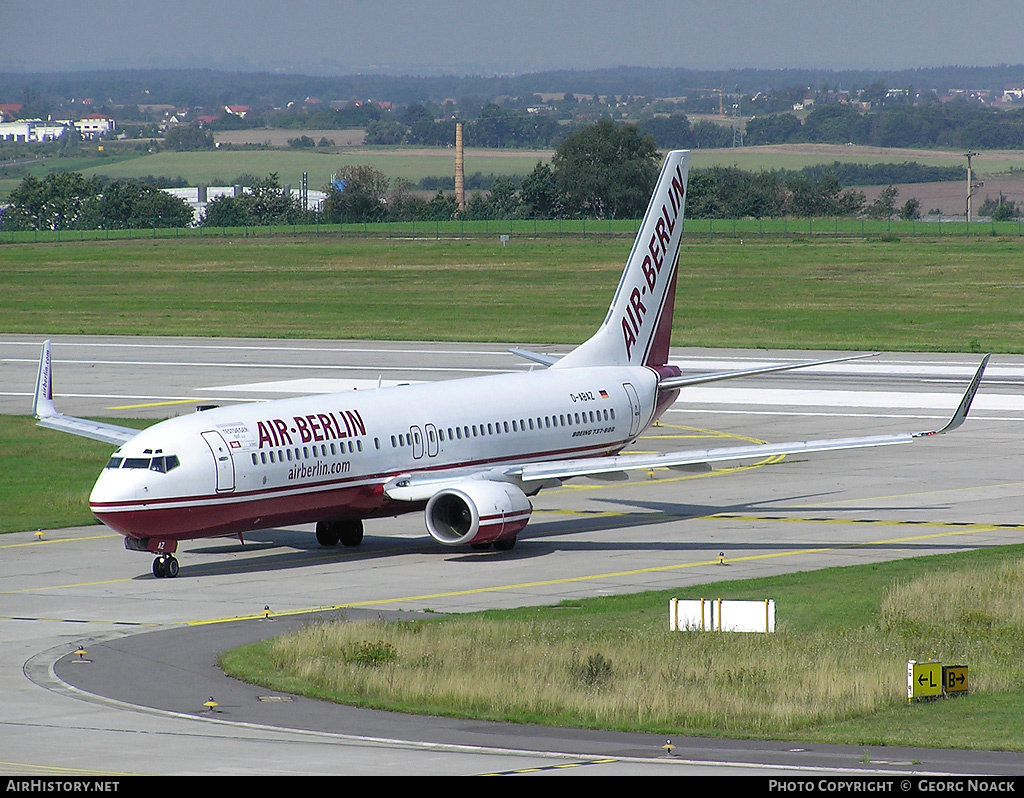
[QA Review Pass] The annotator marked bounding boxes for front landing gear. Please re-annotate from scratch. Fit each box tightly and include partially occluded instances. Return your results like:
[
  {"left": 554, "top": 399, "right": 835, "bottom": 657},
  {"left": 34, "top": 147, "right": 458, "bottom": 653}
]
[{"left": 152, "top": 555, "right": 179, "bottom": 578}]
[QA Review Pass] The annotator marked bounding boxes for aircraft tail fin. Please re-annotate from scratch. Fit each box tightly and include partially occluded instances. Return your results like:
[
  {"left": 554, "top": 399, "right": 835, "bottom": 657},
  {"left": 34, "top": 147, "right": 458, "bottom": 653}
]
[{"left": 552, "top": 149, "right": 689, "bottom": 370}]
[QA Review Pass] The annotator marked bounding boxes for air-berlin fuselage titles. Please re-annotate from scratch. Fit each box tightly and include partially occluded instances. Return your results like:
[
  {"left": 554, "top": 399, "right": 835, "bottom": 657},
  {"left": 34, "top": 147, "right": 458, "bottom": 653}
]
[
  {"left": 256, "top": 409, "right": 367, "bottom": 449},
  {"left": 32, "top": 149, "right": 989, "bottom": 577}
]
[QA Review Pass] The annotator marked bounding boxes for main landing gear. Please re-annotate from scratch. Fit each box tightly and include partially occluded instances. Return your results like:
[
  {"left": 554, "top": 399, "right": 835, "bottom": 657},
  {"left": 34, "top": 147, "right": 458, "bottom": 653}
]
[
  {"left": 152, "top": 554, "right": 179, "bottom": 578},
  {"left": 316, "top": 519, "right": 364, "bottom": 547},
  {"left": 470, "top": 537, "right": 517, "bottom": 552}
]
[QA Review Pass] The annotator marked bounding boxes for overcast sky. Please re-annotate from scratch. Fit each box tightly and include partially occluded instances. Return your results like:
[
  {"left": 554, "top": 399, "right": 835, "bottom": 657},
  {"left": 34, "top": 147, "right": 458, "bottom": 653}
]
[{"left": 2, "top": 1, "right": 1022, "bottom": 74}]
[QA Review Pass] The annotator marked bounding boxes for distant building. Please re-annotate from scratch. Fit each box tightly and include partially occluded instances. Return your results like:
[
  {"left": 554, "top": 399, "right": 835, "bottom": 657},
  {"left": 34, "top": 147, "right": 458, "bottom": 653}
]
[
  {"left": 224, "top": 105, "right": 250, "bottom": 118},
  {"left": 0, "top": 119, "right": 67, "bottom": 142},
  {"left": 74, "top": 114, "right": 115, "bottom": 139},
  {"left": 162, "top": 185, "right": 327, "bottom": 225}
]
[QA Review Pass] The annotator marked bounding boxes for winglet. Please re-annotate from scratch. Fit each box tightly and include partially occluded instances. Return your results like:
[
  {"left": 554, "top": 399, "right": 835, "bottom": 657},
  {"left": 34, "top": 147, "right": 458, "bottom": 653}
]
[
  {"left": 33, "top": 340, "right": 56, "bottom": 419},
  {"left": 915, "top": 354, "right": 989, "bottom": 437}
]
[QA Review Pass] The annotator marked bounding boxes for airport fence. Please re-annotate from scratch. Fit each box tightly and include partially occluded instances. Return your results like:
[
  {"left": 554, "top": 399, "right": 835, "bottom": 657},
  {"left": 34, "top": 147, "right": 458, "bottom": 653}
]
[{"left": 2, "top": 215, "right": 1023, "bottom": 244}]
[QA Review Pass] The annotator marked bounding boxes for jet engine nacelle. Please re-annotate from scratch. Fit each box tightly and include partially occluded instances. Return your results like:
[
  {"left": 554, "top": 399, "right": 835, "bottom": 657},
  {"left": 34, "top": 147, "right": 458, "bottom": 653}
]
[{"left": 425, "top": 480, "right": 532, "bottom": 546}]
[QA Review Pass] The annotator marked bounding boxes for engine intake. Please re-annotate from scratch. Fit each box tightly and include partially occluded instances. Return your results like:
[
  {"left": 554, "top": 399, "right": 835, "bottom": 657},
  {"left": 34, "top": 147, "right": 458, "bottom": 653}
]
[{"left": 425, "top": 480, "right": 532, "bottom": 546}]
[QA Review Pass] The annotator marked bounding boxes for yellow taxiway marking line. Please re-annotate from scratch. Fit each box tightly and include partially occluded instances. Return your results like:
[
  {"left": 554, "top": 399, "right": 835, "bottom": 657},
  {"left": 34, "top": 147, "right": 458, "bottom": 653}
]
[
  {"left": 477, "top": 758, "right": 619, "bottom": 775},
  {"left": 107, "top": 398, "right": 199, "bottom": 410},
  {"left": 0, "top": 760, "right": 136, "bottom": 777},
  {"left": 0, "top": 532, "right": 120, "bottom": 550},
  {"left": 185, "top": 520, "right": 1020, "bottom": 626}
]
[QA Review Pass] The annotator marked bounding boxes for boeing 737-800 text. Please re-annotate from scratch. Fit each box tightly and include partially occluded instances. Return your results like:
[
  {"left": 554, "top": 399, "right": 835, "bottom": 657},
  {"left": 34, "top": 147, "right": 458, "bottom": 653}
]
[{"left": 32, "top": 150, "right": 989, "bottom": 577}]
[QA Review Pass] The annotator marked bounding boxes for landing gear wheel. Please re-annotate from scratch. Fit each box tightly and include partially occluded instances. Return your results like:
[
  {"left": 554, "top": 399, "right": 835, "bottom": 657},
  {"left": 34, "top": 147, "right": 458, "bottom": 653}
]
[
  {"left": 493, "top": 537, "right": 517, "bottom": 552},
  {"left": 316, "top": 521, "right": 340, "bottom": 547},
  {"left": 153, "top": 555, "right": 180, "bottom": 578},
  {"left": 339, "top": 519, "right": 364, "bottom": 547},
  {"left": 317, "top": 520, "right": 363, "bottom": 547}
]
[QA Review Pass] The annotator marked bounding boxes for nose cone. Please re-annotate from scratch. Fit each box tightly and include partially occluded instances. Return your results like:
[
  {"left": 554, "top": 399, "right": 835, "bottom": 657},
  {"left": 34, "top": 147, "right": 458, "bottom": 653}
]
[
  {"left": 89, "top": 468, "right": 142, "bottom": 537},
  {"left": 89, "top": 468, "right": 137, "bottom": 505}
]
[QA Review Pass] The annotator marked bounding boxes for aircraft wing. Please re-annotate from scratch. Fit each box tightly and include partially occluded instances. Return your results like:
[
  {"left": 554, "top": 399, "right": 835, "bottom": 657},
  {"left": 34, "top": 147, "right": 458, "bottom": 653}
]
[
  {"left": 385, "top": 355, "right": 989, "bottom": 502},
  {"left": 33, "top": 340, "right": 140, "bottom": 446}
]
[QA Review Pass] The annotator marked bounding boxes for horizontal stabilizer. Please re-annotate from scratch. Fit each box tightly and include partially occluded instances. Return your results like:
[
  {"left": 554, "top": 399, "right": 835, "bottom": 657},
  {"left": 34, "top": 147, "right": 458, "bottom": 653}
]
[
  {"left": 508, "top": 348, "right": 559, "bottom": 367},
  {"left": 658, "top": 352, "right": 879, "bottom": 390}
]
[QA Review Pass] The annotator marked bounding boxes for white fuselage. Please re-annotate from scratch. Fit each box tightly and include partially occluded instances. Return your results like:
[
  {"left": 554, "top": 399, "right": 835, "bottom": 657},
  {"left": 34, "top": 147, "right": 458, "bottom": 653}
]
[{"left": 89, "top": 365, "right": 660, "bottom": 544}]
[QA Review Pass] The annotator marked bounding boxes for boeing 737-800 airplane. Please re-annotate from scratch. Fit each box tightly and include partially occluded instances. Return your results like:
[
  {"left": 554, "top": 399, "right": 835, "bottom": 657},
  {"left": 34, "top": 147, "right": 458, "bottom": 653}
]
[{"left": 32, "top": 150, "right": 989, "bottom": 577}]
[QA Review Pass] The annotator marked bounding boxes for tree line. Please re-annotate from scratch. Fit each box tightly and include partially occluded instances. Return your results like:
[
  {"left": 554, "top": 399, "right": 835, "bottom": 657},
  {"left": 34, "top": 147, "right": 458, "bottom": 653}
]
[
  {"left": 746, "top": 101, "right": 1024, "bottom": 149},
  {"left": 3, "top": 121, "right": 1017, "bottom": 231}
]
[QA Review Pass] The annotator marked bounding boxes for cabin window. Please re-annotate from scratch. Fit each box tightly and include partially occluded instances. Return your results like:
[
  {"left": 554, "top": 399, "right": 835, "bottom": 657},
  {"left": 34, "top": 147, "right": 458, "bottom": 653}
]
[
  {"left": 251, "top": 453, "right": 258, "bottom": 466},
  {"left": 503, "top": 421, "right": 510, "bottom": 433},
  {"left": 357, "top": 440, "right": 363, "bottom": 452},
  {"left": 374, "top": 437, "right": 380, "bottom": 450},
  {"left": 261, "top": 452, "right": 267, "bottom": 465}
]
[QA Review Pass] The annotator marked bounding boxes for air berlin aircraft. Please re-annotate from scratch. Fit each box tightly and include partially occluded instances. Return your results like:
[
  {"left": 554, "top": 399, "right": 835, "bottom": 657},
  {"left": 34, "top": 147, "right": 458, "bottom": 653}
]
[{"left": 32, "top": 150, "right": 989, "bottom": 577}]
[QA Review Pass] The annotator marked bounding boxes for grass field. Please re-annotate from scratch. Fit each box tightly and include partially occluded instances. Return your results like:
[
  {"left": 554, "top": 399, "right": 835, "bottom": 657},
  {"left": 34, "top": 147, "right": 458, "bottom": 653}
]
[
  {"left": 0, "top": 416, "right": 148, "bottom": 533},
  {"left": 72, "top": 147, "right": 551, "bottom": 190},
  {"left": 1, "top": 236, "right": 1022, "bottom": 353},
  {"left": 221, "top": 543, "right": 1024, "bottom": 748}
]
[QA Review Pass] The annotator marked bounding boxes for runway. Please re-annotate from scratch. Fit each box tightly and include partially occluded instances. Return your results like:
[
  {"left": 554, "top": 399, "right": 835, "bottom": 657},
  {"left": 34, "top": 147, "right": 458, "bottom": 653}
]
[{"left": 2, "top": 335, "right": 1024, "bottom": 775}]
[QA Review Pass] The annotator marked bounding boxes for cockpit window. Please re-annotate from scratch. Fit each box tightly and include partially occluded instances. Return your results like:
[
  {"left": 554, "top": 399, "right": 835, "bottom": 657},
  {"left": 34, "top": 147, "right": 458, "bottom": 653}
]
[
  {"left": 113, "top": 455, "right": 181, "bottom": 472},
  {"left": 150, "top": 455, "right": 180, "bottom": 473}
]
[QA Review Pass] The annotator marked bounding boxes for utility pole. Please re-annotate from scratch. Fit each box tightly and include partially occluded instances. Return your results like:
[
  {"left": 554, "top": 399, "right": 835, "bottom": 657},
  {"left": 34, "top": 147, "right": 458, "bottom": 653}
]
[
  {"left": 455, "top": 121, "right": 465, "bottom": 215},
  {"left": 964, "top": 151, "right": 982, "bottom": 220}
]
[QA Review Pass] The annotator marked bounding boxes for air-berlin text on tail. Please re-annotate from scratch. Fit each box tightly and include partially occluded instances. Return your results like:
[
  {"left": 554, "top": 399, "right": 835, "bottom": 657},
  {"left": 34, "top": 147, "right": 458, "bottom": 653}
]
[
  {"left": 257, "top": 408, "right": 366, "bottom": 449},
  {"left": 621, "top": 163, "right": 686, "bottom": 360}
]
